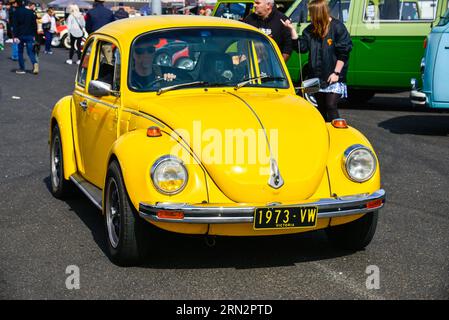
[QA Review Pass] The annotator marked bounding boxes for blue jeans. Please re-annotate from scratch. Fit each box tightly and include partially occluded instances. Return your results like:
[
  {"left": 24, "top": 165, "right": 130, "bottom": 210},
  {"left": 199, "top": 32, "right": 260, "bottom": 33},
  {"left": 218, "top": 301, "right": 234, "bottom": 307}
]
[
  {"left": 44, "top": 31, "right": 53, "bottom": 52},
  {"left": 18, "top": 35, "right": 37, "bottom": 70},
  {"left": 11, "top": 42, "right": 18, "bottom": 60}
]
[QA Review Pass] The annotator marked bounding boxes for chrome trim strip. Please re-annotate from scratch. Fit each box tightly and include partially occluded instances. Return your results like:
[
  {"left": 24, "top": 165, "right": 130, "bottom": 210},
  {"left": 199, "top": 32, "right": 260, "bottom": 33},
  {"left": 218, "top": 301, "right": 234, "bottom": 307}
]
[
  {"left": 73, "top": 91, "right": 118, "bottom": 109},
  {"left": 139, "top": 189, "right": 385, "bottom": 224},
  {"left": 227, "top": 92, "right": 284, "bottom": 189},
  {"left": 70, "top": 175, "right": 102, "bottom": 210},
  {"left": 122, "top": 108, "right": 166, "bottom": 128}
]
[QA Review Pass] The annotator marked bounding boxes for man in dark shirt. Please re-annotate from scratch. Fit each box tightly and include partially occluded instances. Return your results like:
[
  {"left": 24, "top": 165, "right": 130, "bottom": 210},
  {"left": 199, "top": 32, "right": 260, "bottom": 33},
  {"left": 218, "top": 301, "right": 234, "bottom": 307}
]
[
  {"left": 244, "top": 0, "right": 292, "bottom": 61},
  {"left": 11, "top": 0, "right": 38, "bottom": 74},
  {"left": 85, "top": 0, "right": 115, "bottom": 34},
  {"left": 114, "top": 2, "right": 129, "bottom": 20}
]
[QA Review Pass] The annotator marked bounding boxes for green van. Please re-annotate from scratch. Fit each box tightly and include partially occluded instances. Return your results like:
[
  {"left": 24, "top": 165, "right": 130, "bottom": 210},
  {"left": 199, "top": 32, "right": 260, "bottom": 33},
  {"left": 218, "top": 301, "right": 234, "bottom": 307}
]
[{"left": 214, "top": 0, "right": 449, "bottom": 103}]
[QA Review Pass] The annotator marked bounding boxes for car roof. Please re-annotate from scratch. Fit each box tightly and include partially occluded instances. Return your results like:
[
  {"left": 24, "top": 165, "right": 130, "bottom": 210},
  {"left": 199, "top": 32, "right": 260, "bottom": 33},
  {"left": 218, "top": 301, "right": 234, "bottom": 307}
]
[{"left": 94, "top": 15, "right": 260, "bottom": 42}]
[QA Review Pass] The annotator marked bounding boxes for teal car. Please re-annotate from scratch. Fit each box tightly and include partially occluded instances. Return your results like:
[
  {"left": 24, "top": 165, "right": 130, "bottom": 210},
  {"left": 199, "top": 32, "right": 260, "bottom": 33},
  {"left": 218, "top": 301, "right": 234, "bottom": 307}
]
[{"left": 411, "top": 6, "right": 449, "bottom": 109}]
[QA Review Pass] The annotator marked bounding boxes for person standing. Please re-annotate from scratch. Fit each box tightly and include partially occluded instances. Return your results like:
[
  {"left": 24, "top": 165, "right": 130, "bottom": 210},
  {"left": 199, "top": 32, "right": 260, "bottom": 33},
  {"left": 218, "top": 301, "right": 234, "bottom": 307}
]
[
  {"left": 41, "top": 7, "right": 56, "bottom": 54},
  {"left": 66, "top": 4, "right": 85, "bottom": 65},
  {"left": 85, "top": 0, "right": 114, "bottom": 34},
  {"left": 282, "top": 0, "right": 352, "bottom": 122},
  {"left": 11, "top": 0, "right": 38, "bottom": 74},
  {"left": 113, "top": 2, "right": 128, "bottom": 20},
  {"left": 243, "top": 0, "right": 292, "bottom": 62},
  {"left": 8, "top": 0, "right": 19, "bottom": 60}
]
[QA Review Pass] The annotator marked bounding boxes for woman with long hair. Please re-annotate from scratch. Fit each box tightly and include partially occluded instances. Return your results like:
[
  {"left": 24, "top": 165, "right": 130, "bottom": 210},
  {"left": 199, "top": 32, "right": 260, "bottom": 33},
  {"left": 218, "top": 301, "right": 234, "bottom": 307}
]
[
  {"left": 282, "top": 0, "right": 352, "bottom": 122},
  {"left": 66, "top": 4, "right": 85, "bottom": 65}
]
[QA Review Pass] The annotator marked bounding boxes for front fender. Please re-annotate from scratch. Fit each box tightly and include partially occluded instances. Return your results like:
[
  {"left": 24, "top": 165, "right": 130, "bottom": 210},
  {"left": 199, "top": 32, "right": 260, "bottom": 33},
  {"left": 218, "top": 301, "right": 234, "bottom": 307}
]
[
  {"left": 326, "top": 124, "right": 381, "bottom": 198},
  {"left": 108, "top": 129, "right": 209, "bottom": 213},
  {"left": 49, "top": 95, "right": 77, "bottom": 180}
]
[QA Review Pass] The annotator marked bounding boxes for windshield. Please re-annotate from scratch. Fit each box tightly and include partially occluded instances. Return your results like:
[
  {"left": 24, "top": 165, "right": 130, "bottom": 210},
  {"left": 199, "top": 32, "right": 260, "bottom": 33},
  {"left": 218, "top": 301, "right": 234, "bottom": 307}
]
[
  {"left": 128, "top": 28, "right": 289, "bottom": 92},
  {"left": 437, "top": 8, "right": 449, "bottom": 26}
]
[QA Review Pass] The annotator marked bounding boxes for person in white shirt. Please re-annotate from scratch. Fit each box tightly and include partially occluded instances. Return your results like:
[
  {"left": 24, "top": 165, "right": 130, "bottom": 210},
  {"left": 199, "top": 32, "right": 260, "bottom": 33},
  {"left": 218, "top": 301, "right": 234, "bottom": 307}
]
[
  {"left": 41, "top": 7, "right": 56, "bottom": 54},
  {"left": 65, "top": 4, "right": 85, "bottom": 64}
]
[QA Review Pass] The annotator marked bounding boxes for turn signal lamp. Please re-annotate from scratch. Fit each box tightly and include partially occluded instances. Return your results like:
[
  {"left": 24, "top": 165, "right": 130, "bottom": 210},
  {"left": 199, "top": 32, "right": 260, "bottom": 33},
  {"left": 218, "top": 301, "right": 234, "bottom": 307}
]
[
  {"left": 147, "top": 126, "right": 162, "bottom": 137},
  {"left": 366, "top": 199, "right": 383, "bottom": 209},
  {"left": 332, "top": 119, "right": 348, "bottom": 128},
  {"left": 157, "top": 210, "right": 184, "bottom": 220}
]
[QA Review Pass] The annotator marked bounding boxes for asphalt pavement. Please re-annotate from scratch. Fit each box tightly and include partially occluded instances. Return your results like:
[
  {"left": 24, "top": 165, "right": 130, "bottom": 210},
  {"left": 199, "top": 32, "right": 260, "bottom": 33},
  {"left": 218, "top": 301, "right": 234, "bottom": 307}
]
[{"left": 0, "top": 45, "right": 448, "bottom": 300}]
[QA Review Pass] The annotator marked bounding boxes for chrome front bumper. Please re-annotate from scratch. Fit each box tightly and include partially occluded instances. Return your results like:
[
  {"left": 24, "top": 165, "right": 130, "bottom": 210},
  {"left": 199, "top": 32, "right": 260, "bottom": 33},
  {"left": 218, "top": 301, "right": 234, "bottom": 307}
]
[
  {"left": 139, "top": 189, "right": 386, "bottom": 224},
  {"left": 410, "top": 78, "right": 427, "bottom": 106}
]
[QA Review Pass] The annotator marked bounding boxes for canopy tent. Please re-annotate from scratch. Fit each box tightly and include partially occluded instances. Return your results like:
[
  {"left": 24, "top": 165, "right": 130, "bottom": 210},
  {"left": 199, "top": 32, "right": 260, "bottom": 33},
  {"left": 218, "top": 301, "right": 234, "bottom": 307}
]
[{"left": 47, "top": 0, "right": 92, "bottom": 9}]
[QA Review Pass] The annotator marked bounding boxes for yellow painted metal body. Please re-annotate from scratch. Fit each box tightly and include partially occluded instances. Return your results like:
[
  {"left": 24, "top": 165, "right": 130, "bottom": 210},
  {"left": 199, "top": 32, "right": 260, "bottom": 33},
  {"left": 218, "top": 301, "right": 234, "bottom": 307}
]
[{"left": 49, "top": 16, "right": 382, "bottom": 237}]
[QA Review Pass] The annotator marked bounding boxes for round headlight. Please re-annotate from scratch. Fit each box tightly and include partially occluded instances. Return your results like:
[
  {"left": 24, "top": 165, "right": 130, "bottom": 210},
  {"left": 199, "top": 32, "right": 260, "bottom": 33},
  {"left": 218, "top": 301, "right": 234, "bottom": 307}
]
[
  {"left": 343, "top": 145, "right": 377, "bottom": 182},
  {"left": 151, "top": 156, "right": 188, "bottom": 195}
]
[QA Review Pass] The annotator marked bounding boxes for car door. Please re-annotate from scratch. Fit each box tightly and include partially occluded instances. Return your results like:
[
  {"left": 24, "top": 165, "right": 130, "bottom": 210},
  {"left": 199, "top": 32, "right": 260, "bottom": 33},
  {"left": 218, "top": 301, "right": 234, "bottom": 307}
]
[
  {"left": 351, "top": 0, "right": 439, "bottom": 89},
  {"left": 433, "top": 28, "right": 449, "bottom": 102},
  {"left": 75, "top": 37, "right": 122, "bottom": 188}
]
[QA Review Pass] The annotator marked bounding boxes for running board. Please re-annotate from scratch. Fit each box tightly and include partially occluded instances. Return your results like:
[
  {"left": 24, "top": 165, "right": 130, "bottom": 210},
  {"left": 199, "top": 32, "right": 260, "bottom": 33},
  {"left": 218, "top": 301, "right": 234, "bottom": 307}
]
[{"left": 70, "top": 174, "right": 103, "bottom": 210}]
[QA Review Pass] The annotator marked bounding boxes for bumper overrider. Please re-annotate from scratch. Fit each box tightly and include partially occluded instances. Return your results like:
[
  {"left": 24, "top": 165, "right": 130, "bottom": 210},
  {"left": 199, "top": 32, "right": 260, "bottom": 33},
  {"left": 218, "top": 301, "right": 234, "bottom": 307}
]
[{"left": 139, "top": 189, "right": 385, "bottom": 224}]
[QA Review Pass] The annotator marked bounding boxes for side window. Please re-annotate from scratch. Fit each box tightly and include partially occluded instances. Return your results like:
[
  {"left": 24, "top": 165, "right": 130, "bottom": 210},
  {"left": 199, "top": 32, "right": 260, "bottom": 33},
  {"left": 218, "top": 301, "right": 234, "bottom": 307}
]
[
  {"left": 289, "top": 0, "right": 351, "bottom": 24},
  {"left": 77, "top": 40, "right": 93, "bottom": 88},
  {"left": 215, "top": 3, "right": 253, "bottom": 21},
  {"left": 94, "top": 41, "right": 121, "bottom": 91},
  {"left": 364, "top": 0, "right": 439, "bottom": 22},
  {"left": 289, "top": 0, "right": 310, "bottom": 23},
  {"left": 329, "top": 0, "right": 352, "bottom": 23}
]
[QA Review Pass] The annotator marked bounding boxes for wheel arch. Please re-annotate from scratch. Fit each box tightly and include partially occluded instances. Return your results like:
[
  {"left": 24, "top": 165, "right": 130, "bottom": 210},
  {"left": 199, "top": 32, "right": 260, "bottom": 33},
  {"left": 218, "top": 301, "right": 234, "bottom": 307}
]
[
  {"left": 49, "top": 96, "right": 77, "bottom": 180},
  {"left": 105, "top": 129, "right": 209, "bottom": 214}
]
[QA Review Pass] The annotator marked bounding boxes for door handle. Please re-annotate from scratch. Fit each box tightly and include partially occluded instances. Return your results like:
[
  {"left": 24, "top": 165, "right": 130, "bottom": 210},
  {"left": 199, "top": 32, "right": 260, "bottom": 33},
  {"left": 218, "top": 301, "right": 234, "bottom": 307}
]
[
  {"left": 79, "top": 100, "right": 88, "bottom": 111},
  {"left": 361, "top": 37, "right": 376, "bottom": 43}
]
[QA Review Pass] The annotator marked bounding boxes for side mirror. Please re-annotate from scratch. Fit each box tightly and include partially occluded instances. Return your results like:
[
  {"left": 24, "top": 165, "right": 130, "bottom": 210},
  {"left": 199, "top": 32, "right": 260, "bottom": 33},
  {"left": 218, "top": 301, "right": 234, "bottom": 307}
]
[
  {"left": 301, "top": 77, "right": 321, "bottom": 94},
  {"left": 88, "top": 80, "right": 112, "bottom": 97}
]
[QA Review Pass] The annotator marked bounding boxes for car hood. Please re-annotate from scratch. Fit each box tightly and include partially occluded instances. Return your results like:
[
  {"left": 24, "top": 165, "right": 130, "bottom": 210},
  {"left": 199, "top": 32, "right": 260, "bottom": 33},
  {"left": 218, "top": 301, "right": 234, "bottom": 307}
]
[{"left": 138, "top": 91, "right": 329, "bottom": 203}]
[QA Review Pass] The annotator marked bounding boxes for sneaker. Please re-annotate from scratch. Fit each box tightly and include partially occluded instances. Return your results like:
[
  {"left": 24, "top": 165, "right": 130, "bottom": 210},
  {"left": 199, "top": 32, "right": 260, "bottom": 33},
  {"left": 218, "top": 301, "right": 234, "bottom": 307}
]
[
  {"left": 76, "top": 60, "right": 80, "bottom": 65},
  {"left": 48, "top": 51, "right": 53, "bottom": 55},
  {"left": 66, "top": 59, "right": 73, "bottom": 65},
  {"left": 16, "top": 69, "right": 26, "bottom": 74},
  {"left": 33, "top": 63, "right": 39, "bottom": 74}
]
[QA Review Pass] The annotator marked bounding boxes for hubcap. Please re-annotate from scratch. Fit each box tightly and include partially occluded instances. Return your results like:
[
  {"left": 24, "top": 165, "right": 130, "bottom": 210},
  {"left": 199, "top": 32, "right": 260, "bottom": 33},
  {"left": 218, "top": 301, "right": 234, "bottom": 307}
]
[
  {"left": 106, "top": 178, "right": 121, "bottom": 249},
  {"left": 51, "top": 135, "right": 62, "bottom": 189}
]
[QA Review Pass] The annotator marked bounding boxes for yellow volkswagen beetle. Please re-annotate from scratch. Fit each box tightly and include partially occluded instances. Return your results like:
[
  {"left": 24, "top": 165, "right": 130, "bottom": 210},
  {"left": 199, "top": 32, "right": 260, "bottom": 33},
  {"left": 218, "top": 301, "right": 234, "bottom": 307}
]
[{"left": 49, "top": 16, "right": 385, "bottom": 266}]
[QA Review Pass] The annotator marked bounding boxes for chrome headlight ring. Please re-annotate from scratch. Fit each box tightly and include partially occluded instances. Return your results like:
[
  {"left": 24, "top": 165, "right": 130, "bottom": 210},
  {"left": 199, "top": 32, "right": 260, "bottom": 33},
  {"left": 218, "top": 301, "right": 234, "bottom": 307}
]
[
  {"left": 150, "top": 155, "right": 188, "bottom": 195},
  {"left": 342, "top": 145, "right": 377, "bottom": 183}
]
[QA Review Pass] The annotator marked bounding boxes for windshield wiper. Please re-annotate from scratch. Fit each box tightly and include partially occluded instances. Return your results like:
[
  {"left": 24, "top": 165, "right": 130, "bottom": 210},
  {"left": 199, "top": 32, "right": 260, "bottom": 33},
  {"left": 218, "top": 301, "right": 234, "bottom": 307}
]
[
  {"left": 157, "top": 81, "right": 207, "bottom": 95},
  {"left": 234, "top": 75, "right": 286, "bottom": 90}
]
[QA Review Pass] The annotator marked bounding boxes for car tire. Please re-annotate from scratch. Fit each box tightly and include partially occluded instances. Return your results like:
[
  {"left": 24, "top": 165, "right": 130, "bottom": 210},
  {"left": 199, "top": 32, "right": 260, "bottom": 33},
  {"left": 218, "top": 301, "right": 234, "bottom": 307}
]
[
  {"left": 62, "top": 34, "right": 70, "bottom": 50},
  {"left": 50, "top": 124, "right": 73, "bottom": 198},
  {"left": 325, "top": 211, "right": 378, "bottom": 251},
  {"left": 104, "top": 160, "right": 149, "bottom": 266}
]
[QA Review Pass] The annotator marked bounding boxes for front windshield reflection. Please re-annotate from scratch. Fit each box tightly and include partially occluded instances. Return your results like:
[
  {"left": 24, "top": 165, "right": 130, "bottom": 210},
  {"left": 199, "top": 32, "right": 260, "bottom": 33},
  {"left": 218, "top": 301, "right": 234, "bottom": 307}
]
[{"left": 129, "top": 28, "right": 289, "bottom": 92}]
